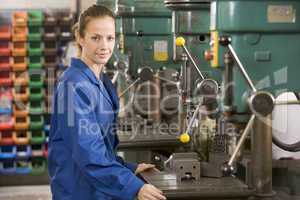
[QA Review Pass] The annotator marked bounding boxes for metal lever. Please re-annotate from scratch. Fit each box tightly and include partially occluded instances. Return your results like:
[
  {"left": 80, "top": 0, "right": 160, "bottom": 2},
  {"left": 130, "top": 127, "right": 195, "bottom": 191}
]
[
  {"left": 179, "top": 79, "right": 219, "bottom": 144},
  {"left": 118, "top": 67, "right": 154, "bottom": 98},
  {"left": 227, "top": 44, "right": 257, "bottom": 92},
  {"left": 186, "top": 103, "right": 202, "bottom": 135},
  {"left": 219, "top": 37, "right": 257, "bottom": 92},
  {"left": 112, "top": 71, "right": 120, "bottom": 85},
  {"left": 118, "top": 78, "right": 140, "bottom": 98},
  {"left": 220, "top": 36, "right": 275, "bottom": 175},
  {"left": 176, "top": 37, "right": 205, "bottom": 80},
  {"left": 154, "top": 75, "right": 178, "bottom": 86},
  {"left": 222, "top": 92, "right": 275, "bottom": 176},
  {"left": 179, "top": 103, "right": 203, "bottom": 143},
  {"left": 222, "top": 114, "right": 255, "bottom": 175}
]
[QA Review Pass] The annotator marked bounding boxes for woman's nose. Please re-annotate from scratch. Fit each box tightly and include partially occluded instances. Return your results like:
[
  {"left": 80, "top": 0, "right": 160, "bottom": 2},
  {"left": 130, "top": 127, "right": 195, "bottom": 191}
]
[{"left": 98, "top": 38, "right": 108, "bottom": 49}]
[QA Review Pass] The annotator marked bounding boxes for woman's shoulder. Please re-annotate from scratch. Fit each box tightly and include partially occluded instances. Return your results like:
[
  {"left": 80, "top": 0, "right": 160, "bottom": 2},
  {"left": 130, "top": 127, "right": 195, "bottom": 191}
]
[
  {"left": 58, "top": 65, "right": 87, "bottom": 84},
  {"left": 56, "top": 66, "right": 98, "bottom": 98}
]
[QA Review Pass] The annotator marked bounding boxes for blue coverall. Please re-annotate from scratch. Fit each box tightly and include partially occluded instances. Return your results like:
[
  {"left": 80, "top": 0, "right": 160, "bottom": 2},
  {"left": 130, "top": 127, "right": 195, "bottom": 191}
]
[{"left": 48, "top": 58, "right": 144, "bottom": 200}]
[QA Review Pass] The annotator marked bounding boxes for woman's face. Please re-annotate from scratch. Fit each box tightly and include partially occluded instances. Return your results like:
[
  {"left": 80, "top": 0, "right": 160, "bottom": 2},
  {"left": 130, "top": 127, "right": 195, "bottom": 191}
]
[{"left": 79, "top": 16, "right": 115, "bottom": 66}]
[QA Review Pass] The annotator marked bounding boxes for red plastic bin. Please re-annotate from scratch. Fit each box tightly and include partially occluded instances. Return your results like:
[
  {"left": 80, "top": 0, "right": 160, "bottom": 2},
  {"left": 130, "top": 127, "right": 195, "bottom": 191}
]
[
  {"left": 0, "top": 41, "right": 11, "bottom": 56},
  {"left": 0, "top": 71, "right": 12, "bottom": 86},
  {"left": 0, "top": 25, "right": 11, "bottom": 40},
  {"left": 0, "top": 115, "right": 14, "bottom": 131},
  {"left": 0, "top": 57, "right": 11, "bottom": 71},
  {"left": 0, "top": 131, "right": 14, "bottom": 145}
]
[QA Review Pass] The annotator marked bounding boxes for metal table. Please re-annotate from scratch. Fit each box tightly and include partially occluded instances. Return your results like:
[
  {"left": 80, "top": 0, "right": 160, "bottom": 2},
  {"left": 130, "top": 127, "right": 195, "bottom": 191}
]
[
  {"left": 141, "top": 169, "right": 254, "bottom": 200},
  {"left": 140, "top": 169, "right": 300, "bottom": 200}
]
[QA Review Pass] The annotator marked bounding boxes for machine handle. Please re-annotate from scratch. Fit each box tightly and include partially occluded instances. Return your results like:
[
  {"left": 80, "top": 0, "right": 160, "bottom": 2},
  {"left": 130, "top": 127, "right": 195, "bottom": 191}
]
[
  {"left": 179, "top": 103, "right": 202, "bottom": 144},
  {"left": 226, "top": 38, "right": 300, "bottom": 153},
  {"left": 222, "top": 114, "right": 255, "bottom": 175},
  {"left": 219, "top": 36, "right": 256, "bottom": 92},
  {"left": 118, "top": 67, "right": 155, "bottom": 98},
  {"left": 118, "top": 78, "right": 140, "bottom": 98},
  {"left": 227, "top": 44, "right": 257, "bottom": 92},
  {"left": 178, "top": 78, "right": 219, "bottom": 143},
  {"left": 175, "top": 37, "right": 205, "bottom": 80}
]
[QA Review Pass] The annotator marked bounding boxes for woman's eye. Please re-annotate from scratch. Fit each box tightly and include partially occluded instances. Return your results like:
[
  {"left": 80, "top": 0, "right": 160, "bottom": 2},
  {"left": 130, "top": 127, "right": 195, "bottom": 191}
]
[
  {"left": 108, "top": 36, "right": 115, "bottom": 41},
  {"left": 91, "top": 37, "right": 100, "bottom": 41}
]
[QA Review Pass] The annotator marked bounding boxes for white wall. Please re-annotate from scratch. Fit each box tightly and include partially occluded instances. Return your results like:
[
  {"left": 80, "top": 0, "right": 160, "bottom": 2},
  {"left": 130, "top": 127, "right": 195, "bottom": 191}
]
[
  {"left": 0, "top": 0, "right": 98, "bottom": 14},
  {"left": 79, "top": 0, "right": 97, "bottom": 13},
  {"left": 0, "top": 0, "right": 76, "bottom": 11}
]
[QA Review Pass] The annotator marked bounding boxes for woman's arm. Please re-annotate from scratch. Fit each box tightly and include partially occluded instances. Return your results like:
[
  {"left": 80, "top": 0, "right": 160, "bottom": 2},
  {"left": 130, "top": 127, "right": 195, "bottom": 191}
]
[
  {"left": 57, "top": 80, "right": 144, "bottom": 200},
  {"left": 116, "top": 155, "right": 139, "bottom": 173}
]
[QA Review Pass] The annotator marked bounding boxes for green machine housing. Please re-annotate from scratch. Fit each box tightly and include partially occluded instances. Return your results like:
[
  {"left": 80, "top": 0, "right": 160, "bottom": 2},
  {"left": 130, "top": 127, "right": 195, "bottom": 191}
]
[
  {"left": 209, "top": 0, "right": 300, "bottom": 113},
  {"left": 165, "top": 0, "right": 222, "bottom": 83},
  {"left": 98, "top": 0, "right": 180, "bottom": 78}
]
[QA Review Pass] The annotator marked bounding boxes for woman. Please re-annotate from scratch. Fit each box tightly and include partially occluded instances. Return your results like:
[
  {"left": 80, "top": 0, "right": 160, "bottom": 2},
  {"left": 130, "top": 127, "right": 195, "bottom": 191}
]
[{"left": 48, "top": 5, "right": 166, "bottom": 200}]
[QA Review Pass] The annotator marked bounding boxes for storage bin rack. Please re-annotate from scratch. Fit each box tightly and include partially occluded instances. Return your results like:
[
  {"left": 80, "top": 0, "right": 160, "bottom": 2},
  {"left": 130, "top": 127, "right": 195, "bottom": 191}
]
[{"left": 0, "top": 10, "right": 74, "bottom": 178}]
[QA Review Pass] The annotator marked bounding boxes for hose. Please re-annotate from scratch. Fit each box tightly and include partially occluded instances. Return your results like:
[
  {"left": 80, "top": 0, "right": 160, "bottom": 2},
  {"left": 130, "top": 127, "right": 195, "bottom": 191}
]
[
  {"left": 272, "top": 135, "right": 300, "bottom": 152},
  {"left": 272, "top": 92, "right": 300, "bottom": 152}
]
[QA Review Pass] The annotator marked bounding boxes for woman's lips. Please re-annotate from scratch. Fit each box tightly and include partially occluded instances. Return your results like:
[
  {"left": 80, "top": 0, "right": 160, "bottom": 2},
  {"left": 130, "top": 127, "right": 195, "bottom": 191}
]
[{"left": 96, "top": 53, "right": 109, "bottom": 59}]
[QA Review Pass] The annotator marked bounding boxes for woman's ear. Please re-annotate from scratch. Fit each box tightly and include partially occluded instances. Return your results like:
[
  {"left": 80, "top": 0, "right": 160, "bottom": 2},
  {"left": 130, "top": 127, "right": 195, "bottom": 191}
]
[{"left": 78, "top": 36, "right": 84, "bottom": 47}]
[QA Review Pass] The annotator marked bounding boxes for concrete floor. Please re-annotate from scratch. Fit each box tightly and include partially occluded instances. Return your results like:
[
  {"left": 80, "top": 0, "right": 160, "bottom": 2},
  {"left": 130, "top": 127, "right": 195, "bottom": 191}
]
[
  {"left": 0, "top": 185, "right": 51, "bottom": 200},
  {"left": 0, "top": 185, "right": 299, "bottom": 200}
]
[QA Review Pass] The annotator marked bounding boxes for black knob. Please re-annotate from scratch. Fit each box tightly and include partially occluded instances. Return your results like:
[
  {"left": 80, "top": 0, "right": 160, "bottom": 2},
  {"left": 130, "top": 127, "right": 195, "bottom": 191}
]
[
  {"left": 219, "top": 36, "right": 231, "bottom": 46},
  {"left": 136, "top": 30, "right": 144, "bottom": 37},
  {"left": 221, "top": 162, "right": 235, "bottom": 176}
]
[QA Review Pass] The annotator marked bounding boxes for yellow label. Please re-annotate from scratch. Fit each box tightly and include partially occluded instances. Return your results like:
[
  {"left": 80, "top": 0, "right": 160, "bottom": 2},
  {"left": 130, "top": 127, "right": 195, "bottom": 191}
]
[
  {"left": 211, "top": 31, "right": 219, "bottom": 68},
  {"left": 154, "top": 52, "right": 168, "bottom": 61},
  {"left": 154, "top": 40, "right": 168, "bottom": 61}
]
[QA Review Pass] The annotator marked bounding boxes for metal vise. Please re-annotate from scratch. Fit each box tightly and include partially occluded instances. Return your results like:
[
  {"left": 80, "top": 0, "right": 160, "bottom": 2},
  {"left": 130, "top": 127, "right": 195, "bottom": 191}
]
[{"left": 164, "top": 152, "right": 201, "bottom": 182}]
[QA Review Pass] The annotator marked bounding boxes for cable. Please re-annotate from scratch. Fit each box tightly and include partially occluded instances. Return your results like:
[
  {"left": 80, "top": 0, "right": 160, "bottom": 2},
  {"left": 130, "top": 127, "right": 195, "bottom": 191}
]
[{"left": 272, "top": 135, "right": 300, "bottom": 152}]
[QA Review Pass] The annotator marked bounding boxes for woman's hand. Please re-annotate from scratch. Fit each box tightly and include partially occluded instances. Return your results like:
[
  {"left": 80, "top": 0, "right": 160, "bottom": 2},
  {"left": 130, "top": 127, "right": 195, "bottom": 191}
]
[
  {"left": 137, "top": 184, "right": 166, "bottom": 200},
  {"left": 135, "top": 163, "right": 158, "bottom": 175}
]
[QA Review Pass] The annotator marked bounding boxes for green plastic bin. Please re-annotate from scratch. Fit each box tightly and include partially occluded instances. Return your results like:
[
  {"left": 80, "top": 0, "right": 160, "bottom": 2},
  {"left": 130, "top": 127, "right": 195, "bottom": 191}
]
[
  {"left": 28, "top": 56, "right": 43, "bottom": 69},
  {"left": 29, "top": 115, "right": 44, "bottom": 130},
  {"left": 28, "top": 41, "right": 42, "bottom": 56},
  {"left": 30, "top": 130, "right": 45, "bottom": 144},
  {"left": 28, "top": 26, "right": 42, "bottom": 41},
  {"left": 29, "top": 87, "right": 44, "bottom": 101},
  {"left": 28, "top": 11, "right": 44, "bottom": 26},
  {"left": 29, "top": 72, "right": 44, "bottom": 88},
  {"left": 29, "top": 101, "right": 44, "bottom": 115},
  {"left": 30, "top": 157, "right": 46, "bottom": 175}
]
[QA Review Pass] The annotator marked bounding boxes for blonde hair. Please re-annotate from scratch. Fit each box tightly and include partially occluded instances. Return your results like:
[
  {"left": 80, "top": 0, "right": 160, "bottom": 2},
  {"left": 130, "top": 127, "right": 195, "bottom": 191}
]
[
  {"left": 72, "top": 22, "right": 82, "bottom": 57},
  {"left": 78, "top": 4, "right": 115, "bottom": 38}
]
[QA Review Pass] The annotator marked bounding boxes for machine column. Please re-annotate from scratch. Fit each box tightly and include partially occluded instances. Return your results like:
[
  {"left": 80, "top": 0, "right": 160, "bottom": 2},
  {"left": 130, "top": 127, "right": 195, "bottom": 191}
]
[{"left": 252, "top": 114, "right": 274, "bottom": 198}]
